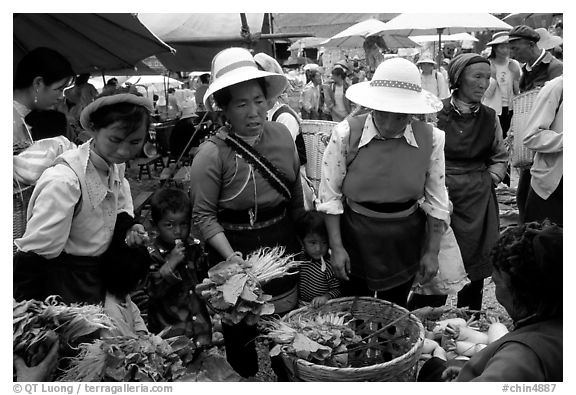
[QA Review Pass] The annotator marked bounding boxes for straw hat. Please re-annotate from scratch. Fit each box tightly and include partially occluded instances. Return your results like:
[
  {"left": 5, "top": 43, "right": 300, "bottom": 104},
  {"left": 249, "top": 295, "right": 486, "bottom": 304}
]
[
  {"left": 535, "top": 28, "right": 563, "bottom": 50},
  {"left": 254, "top": 52, "right": 284, "bottom": 75},
  {"left": 345, "top": 57, "right": 443, "bottom": 114},
  {"left": 80, "top": 93, "right": 153, "bottom": 131},
  {"left": 416, "top": 56, "right": 436, "bottom": 65},
  {"left": 486, "top": 31, "right": 510, "bottom": 46},
  {"left": 203, "top": 47, "right": 287, "bottom": 110},
  {"left": 180, "top": 101, "right": 198, "bottom": 119}
]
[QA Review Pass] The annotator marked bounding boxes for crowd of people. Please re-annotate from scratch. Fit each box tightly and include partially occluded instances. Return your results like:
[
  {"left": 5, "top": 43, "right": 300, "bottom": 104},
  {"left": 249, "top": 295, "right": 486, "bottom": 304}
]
[{"left": 12, "top": 20, "right": 562, "bottom": 383}]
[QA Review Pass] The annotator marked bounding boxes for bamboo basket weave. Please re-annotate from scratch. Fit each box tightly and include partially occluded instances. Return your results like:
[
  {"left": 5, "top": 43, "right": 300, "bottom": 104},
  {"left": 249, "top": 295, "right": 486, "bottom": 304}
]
[
  {"left": 509, "top": 88, "right": 541, "bottom": 169},
  {"left": 280, "top": 297, "right": 425, "bottom": 382},
  {"left": 13, "top": 184, "right": 34, "bottom": 255},
  {"left": 300, "top": 120, "right": 337, "bottom": 195}
]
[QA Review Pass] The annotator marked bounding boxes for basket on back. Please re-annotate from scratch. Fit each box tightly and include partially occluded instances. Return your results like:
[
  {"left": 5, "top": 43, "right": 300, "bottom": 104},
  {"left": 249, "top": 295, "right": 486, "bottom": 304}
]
[
  {"left": 13, "top": 184, "right": 34, "bottom": 255},
  {"left": 280, "top": 297, "right": 425, "bottom": 382},
  {"left": 509, "top": 88, "right": 541, "bottom": 169},
  {"left": 300, "top": 120, "right": 336, "bottom": 195}
]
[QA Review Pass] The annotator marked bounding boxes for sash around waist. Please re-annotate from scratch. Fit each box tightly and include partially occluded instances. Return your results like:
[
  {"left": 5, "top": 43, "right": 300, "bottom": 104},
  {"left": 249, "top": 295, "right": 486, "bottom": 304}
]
[
  {"left": 218, "top": 203, "right": 287, "bottom": 225},
  {"left": 445, "top": 160, "right": 487, "bottom": 174},
  {"left": 346, "top": 198, "right": 418, "bottom": 219}
]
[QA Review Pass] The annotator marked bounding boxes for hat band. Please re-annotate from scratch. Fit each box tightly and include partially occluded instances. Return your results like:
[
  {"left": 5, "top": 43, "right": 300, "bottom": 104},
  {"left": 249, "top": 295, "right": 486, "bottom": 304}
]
[
  {"left": 215, "top": 60, "right": 258, "bottom": 79},
  {"left": 370, "top": 79, "right": 422, "bottom": 92}
]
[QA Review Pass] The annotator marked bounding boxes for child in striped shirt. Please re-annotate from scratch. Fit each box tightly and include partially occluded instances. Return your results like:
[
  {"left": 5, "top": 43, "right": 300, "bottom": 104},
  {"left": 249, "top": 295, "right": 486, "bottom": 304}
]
[{"left": 295, "top": 210, "right": 341, "bottom": 308}]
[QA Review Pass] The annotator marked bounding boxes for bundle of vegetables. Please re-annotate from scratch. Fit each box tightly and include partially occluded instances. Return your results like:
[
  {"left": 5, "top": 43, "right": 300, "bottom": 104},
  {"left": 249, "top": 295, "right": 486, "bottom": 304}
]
[
  {"left": 261, "top": 312, "right": 362, "bottom": 367},
  {"left": 195, "top": 246, "right": 301, "bottom": 325},
  {"left": 58, "top": 334, "right": 195, "bottom": 382},
  {"left": 418, "top": 312, "right": 510, "bottom": 362},
  {"left": 13, "top": 297, "right": 113, "bottom": 368}
]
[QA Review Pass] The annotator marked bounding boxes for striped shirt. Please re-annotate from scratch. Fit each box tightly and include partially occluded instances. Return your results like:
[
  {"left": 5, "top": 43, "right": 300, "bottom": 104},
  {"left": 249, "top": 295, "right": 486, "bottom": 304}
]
[{"left": 297, "top": 252, "right": 341, "bottom": 303}]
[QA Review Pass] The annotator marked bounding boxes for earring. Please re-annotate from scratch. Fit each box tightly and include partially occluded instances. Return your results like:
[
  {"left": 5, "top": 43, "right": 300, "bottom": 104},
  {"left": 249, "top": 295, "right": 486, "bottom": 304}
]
[{"left": 34, "top": 91, "right": 38, "bottom": 104}]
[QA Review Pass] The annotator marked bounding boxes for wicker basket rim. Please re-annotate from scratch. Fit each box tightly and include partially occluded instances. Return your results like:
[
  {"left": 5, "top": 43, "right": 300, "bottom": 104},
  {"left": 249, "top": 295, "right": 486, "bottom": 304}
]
[{"left": 281, "top": 296, "right": 425, "bottom": 373}]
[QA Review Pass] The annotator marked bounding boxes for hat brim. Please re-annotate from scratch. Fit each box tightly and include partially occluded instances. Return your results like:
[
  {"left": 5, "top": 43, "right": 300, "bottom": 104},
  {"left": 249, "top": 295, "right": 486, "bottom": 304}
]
[
  {"left": 80, "top": 93, "right": 153, "bottom": 131},
  {"left": 203, "top": 68, "right": 287, "bottom": 110},
  {"left": 345, "top": 81, "right": 443, "bottom": 114},
  {"left": 417, "top": 60, "right": 436, "bottom": 65},
  {"left": 538, "top": 36, "right": 563, "bottom": 50},
  {"left": 486, "top": 37, "right": 509, "bottom": 46}
]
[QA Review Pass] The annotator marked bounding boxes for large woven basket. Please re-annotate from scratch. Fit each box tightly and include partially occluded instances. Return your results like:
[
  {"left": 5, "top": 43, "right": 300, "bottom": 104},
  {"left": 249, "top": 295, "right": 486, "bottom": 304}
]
[
  {"left": 300, "top": 120, "right": 337, "bottom": 194},
  {"left": 280, "top": 297, "right": 425, "bottom": 382},
  {"left": 13, "top": 184, "right": 34, "bottom": 255},
  {"left": 509, "top": 88, "right": 541, "bottom": 169}
]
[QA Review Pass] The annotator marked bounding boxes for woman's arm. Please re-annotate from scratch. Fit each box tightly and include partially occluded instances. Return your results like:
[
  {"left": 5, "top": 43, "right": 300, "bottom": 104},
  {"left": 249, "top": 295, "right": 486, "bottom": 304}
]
[
  {"left": 324, "top": 214, "right": 350, "bottom": 281},
  {"left": 487, "top": 118, "right": 508, "bottom": 184}
]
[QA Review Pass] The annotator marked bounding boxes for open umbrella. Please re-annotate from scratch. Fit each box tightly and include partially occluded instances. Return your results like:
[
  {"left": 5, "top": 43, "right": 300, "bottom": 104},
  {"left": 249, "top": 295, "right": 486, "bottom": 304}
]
[
  {"left": 13, "top": 13, "right": 175, "bottom": 75},
  {"left": 502, "top": 13, "right": 562, "bottom": 28},
  {"left": 370, "top": 13, "right": 512, "bottom": 65},
  {"left": 409, "top": 32, "right": 479, "bottom": 44},
  {"left": 288, "top": 37, "right": 330, "bottom": 51},
  {"left": 321, "top": 18, "right": 418, "bottom": 49}
]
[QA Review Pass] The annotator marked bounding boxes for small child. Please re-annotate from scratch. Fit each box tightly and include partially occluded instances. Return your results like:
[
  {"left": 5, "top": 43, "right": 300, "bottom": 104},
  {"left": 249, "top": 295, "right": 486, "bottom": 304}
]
[
  {"left": 295, "top": 210, "right": 341, "bottom": 308},
  {"left": 145, "top": 187, "right": 212, "bottom": 346},
  {"left": 101, "top": 244, "right": 150, "bottom": 338}
]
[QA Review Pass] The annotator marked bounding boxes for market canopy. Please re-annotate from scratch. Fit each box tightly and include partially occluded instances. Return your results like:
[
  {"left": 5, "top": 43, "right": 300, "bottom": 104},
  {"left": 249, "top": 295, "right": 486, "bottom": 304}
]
[{"left": 13, "top": 13, "right": 175, "bottom": 75}]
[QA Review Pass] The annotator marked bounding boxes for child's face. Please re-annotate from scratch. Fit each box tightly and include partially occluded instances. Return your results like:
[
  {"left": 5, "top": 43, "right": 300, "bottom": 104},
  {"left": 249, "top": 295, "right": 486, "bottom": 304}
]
[
  {"left": 92, "top": 120, "right": 147, "bottom": 164},
  {"left": 302, "top": 232, "right": 329, "bottom": 260},
  {"left": 156, "top": 210, "right": 191, "bottom": 245}
]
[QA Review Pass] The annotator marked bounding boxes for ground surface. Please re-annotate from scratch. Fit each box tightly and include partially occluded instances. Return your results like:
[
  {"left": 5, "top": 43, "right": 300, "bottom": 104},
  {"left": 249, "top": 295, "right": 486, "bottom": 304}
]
[{"left": 126, "top": 158, "right": 516, "bottom": 382}]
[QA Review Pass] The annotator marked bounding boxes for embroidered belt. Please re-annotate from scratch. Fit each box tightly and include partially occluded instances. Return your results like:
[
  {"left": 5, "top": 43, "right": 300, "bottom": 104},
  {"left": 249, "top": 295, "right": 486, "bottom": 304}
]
[
  {"left": 346, "top": 198, "right": 418, "bottom": 219},
  {"left": 218, "top": 204, "right": 287, "bottom": 230}
]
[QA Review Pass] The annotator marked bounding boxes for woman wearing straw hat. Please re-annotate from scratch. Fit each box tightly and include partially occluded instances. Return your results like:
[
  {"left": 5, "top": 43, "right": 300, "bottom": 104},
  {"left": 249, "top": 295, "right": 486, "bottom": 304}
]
[
  {"left": 190, "top": 47, "right": 305, "bottom": 378},
  {"left": 416, "top": 55, "right": 450, "bottom": 100},
  {"left": 431, "top": 53, "right": 508, "bottom": 312},
  {"left": 317, "top": 57, "right": 450, "bottom": 307}
]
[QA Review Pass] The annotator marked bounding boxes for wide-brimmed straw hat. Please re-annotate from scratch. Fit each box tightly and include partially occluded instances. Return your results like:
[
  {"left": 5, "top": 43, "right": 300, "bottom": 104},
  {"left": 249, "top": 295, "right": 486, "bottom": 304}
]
[
  {"left": 203, "top": 47, "right": 287, "bottom": 110},
  {"left": 416, "top": 56, "right": 436, "bottom": 65},
  {"left": 180, "top": 101, "right": 198, "bottom": 119},
  {"left": 486, "top": 31, "right": 510, "bottom": 46},
  {"left": 345, "top": 57, "right": 443, "bottom": 114},
  {"left": 535, "top": 27, "right": 563, "bottom": 50},
  {"left": 80, "top": 93, "right": 153, "bottom": 131}
]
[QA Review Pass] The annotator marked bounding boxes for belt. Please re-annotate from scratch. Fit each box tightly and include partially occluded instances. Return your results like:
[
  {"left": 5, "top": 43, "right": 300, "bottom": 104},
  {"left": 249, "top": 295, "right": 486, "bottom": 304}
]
[
  {"left": 346, "top": 198, "right": 419, "bottom": 219},
  {"left": 218, "top": 204, "right": 287, "bottom": 230}
]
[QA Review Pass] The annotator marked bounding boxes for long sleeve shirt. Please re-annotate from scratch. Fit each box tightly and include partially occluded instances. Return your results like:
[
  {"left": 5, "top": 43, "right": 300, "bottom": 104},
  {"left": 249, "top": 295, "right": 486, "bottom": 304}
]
[
  {"left": 14, "top": 141, "right": 134, "bottom": 258},
  {"left": 316, "top": 114, "right": 450, "bottom": 223},
  {"left": 296, "top": 252, "right": 341, "bottom": 303},
  {"left": 523, "top": 76, "right": 563, "bottom": 199}
]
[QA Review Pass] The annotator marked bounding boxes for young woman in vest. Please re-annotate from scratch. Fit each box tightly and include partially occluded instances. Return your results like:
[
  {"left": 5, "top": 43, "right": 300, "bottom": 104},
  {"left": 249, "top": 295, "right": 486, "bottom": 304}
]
[
  {"left": 414, "top": 54, "right": 508, "bottom": 311},
  {"left": 14, "top": 94, "right": 153, "bottom": 304},
  {"left": 190, "top": 48, "right": 305, "bottom": 379},
  {"left": 317, "top": 57, "right": 450, "bottom": 308}
]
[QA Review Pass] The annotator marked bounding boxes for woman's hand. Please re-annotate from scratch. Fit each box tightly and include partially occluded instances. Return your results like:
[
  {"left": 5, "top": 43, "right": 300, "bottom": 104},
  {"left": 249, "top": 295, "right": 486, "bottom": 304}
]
[
  {"left": 331, "top": 246, "right": 351, "bottom": 281},
  {"left": 125, "top": 224, "right": 149, "bottom": 247},
  {"left": 416, "top": 251, "right": 440, "bottom": 285},
  {"left": 311, "top": 295, "right": 330, "bottom": 308},
  {"left": 489, "top": 171, "right": 500, "bottom": 186}
]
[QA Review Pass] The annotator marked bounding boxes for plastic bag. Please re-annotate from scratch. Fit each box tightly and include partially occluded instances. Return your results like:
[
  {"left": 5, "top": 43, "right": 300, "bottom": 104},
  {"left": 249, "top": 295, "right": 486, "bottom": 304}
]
[{"left": 412, "top": 226, "right": 470, "bottom": 295}]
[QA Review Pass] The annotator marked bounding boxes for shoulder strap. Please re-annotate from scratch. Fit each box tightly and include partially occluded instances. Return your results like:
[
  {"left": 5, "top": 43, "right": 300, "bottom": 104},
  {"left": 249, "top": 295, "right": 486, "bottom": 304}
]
[
  {"left": 271, "top": 104, "right": 299, "bottom": 124},
  {"left": 346, "top": 114, "right": 368, "bottom": 165},
  {"left": 223, "top": 130, "right": 293, "bottom": 200}
]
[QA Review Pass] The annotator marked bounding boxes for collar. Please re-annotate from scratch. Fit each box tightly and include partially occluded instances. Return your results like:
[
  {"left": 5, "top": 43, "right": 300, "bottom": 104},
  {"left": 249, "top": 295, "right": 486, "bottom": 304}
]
[
  {"left": 526, "top": 49, "right": 547, "bottom": 71},
  {"left": 13, "top": 100, "right": 31, "bottom": 119},
  {"left": 358, "top": 113, "right": 419, "bottom": 149},
  {"left": 450, "top": 95, "right": 481, "bottom": 115}
]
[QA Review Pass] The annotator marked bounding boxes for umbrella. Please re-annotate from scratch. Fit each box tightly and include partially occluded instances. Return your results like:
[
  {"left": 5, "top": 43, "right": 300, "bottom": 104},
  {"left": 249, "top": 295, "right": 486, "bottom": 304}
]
[
  {"left": 502, "top": 13, "right": 562, "bottom": 27},
  {"left": 125, "top": 75, "right": 183, "bottom": 95},
  {"left": 409, "top": 32, "right": 479, "bottom": 44},
  {"left": 321, "top": 18, "right": 418, "bottom": 49},
  {"left": 13, "top": 13, "right": 175, "bottom": 75},
  {"left": 370, "top": 13, "right": 512, "bottom": 64},
  {"left": 283, "top": 56, "right": 317, "bottom": 67}
]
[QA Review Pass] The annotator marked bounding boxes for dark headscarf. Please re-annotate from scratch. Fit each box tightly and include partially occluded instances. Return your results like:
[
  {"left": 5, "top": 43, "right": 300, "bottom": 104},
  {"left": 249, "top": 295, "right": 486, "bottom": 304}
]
[{"left": 447, "top": 53, "right": 490, "bottom": 90}]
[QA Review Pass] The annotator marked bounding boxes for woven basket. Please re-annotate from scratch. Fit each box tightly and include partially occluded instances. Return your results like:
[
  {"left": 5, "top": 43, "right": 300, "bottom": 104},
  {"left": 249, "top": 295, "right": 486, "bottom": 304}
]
[
  {"left": 13, "top": 184, "right": 34, "bottom": 255},
  {"left": 510, "top": 88, "right": 541, "bottom": 169},
  {"left": 280, "top": 297, "right": 425, "bottom": 382},
  {"left": 300, "top": 120, "right": 337, "bottom": 194}
]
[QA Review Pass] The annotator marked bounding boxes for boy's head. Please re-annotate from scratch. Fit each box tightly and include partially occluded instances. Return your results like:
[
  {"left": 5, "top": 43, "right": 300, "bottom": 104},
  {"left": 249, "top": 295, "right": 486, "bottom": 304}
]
[
  {"left": 295, "top": 211, "right": 329, "bottom": 260},
  {"left": 150, "top": 187, "right": 192, "bottom": 245},
  {"left": 102, "top": 244, "right": 150, "bottom": 299}
]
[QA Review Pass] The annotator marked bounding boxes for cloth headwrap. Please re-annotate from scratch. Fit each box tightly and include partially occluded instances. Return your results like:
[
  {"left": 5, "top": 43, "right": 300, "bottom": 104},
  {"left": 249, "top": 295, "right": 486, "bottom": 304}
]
[{"left": 447, "top": 53, "right": 490, "bottom": 90}]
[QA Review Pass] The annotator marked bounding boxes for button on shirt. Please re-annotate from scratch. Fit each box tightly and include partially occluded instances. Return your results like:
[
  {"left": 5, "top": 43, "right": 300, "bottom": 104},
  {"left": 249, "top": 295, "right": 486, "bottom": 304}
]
[{"left": 317, "top": 113, "right": 450, "bottom": 222}]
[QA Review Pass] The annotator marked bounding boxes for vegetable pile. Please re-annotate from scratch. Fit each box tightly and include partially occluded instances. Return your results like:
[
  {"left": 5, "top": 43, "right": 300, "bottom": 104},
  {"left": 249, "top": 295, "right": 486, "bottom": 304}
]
[
  {"left": 195, "top": 247, "right": 301, "bottom": 325},
  {"left": 13, "top": 297, "right": 113, "bottom": 368},
  {"left": 58, "top": 334, "right": 195, "bottom": 382},
  {"left": 261, "top": 312, "right": 362, "bottom": 367},
  {"left": 415, "top": 307, "right": 511, "bottom": 362}
]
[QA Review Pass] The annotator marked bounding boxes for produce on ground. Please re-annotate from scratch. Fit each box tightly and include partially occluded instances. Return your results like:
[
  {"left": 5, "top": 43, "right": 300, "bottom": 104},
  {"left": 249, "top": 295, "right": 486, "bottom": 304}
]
[
  {"left": 261, "top": 312, "right": 362, "bottom": 367},
  {"left": 13, "top": 297, "right": 114, "bottom": 368},
  {"left": 195, "top": 246, "right": 301, "bottom": 325}
]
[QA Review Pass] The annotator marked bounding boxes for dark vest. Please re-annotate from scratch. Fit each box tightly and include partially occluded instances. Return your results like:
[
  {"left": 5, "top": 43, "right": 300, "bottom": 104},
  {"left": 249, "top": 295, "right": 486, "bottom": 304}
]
[
  {"left": 437, "top": 99, "right": 497, "bottom": 169},
  {"left": 342, "top": 115, "right": 433, "bottom": 203}
]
